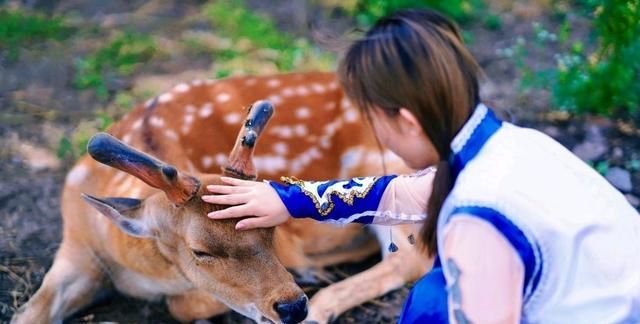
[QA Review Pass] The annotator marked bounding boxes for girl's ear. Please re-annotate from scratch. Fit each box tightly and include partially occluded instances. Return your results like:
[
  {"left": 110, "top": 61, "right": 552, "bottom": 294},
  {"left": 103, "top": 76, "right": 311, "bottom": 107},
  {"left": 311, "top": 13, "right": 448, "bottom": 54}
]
[{"left": 398, "top": 108, "right": 423, "bottom": 136}]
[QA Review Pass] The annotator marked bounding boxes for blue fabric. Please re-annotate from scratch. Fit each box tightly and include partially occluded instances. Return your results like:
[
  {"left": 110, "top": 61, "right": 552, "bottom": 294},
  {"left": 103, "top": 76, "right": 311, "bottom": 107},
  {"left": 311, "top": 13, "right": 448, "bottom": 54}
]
[
  {"left": 449, "top": 107, "right": 502, "bottom": 182},
  {"left": 450, "top": 206, "right": 542, "bottom": 300},
  {"left": 398, "top": 260, "right": 449, "bottom": 324},
  {"left": 269, "top": 175, "right": 396, "bottom": 223}
]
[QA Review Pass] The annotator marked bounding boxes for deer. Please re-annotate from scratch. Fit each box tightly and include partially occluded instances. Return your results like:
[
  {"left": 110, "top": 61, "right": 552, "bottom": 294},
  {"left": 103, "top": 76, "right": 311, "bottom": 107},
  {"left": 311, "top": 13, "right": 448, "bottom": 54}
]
[{"left": 12, "top": 72, "right": 433, "bottom": 323}]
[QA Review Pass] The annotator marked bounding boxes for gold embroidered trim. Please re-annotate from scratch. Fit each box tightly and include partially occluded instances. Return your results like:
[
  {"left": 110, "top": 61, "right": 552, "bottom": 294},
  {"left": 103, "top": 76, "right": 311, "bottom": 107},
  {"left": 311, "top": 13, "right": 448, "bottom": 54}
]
[{"left": 280, "top": 176, "right": 381, "bottom": 217}]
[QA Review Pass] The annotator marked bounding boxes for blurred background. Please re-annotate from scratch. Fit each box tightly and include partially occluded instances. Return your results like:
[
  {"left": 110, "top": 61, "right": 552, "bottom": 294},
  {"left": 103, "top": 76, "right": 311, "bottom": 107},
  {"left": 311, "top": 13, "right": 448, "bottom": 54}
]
[{"left": 1, "top": 0, "right": 639, "bottom": 322}]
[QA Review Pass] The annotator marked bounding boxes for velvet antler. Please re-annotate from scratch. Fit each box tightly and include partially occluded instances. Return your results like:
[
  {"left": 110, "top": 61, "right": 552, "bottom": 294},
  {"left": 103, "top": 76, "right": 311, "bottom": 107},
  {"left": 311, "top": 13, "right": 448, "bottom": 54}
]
[
  {"left": 223, "top": 100, "right": 275, "bottom": 180},
  {"left": 87, "top": 133, "right": 200, "bottom": 205}
]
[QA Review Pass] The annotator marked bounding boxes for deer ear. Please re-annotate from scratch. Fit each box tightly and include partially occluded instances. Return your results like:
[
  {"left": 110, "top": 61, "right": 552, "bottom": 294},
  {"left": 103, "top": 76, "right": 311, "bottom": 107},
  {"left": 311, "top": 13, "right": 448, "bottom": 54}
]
[{"left": 81, "top": 193, "right": 153, "bottom": 238}]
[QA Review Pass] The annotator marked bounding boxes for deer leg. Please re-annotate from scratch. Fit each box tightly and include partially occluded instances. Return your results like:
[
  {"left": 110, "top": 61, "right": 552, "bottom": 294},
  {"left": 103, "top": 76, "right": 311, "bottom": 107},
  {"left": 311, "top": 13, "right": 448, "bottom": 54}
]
[
  {"left": 305, "top": 226, "right": 432, "bottom": 324},
  {"left": 309, "top": 237, "right": 380, "bottom": 268},
  {"left": 166, "top": 289, "right": 228, "bottom": 323},
  {"left": 11, "top": 245, "right": 104, "bottom": 324}
]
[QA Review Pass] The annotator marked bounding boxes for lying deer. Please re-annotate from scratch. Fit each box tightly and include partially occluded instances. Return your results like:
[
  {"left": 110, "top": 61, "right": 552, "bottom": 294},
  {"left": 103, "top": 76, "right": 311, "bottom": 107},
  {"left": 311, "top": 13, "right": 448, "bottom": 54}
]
[{"left": 12, "top": 72, "right": 432, "bottom": 323}]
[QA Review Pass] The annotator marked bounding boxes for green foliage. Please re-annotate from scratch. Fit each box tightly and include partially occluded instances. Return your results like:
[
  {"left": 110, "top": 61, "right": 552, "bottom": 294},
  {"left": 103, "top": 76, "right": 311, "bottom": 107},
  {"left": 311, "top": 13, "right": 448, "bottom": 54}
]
[
  {"left": 205, "top": 0, "right": 333, "bottom": 74},
  {"left": 340, "top": 0, "right": 484, "bottom": 27},
  {"left": 73, "top": 32, "right": 156, "bottom": 100},
  {"left": 56, "top": 111, "right": 113, "bottom": 160},
  {"left": 553, "top": 0, "right": 640, "bottom": 118},
  {"left": 502, "top": 0, "right": 640, "bottom": 121},
  {"left": 0, "top": 9, "right": 73, "bottom": 61}
]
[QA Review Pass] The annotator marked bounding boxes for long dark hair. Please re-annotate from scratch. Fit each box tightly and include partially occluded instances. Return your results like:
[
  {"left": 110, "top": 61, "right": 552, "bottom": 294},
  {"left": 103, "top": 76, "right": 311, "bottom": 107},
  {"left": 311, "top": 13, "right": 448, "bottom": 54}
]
[{"left": 338, "top": 9, "right": 482, "bottom": 255}]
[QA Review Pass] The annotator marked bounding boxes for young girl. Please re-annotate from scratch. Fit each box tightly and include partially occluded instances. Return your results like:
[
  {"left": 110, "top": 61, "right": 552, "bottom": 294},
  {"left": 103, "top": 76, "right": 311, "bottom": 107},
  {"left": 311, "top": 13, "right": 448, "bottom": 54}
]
[{"left": 202, "top": 9, "right": 640, "bottom": 323}]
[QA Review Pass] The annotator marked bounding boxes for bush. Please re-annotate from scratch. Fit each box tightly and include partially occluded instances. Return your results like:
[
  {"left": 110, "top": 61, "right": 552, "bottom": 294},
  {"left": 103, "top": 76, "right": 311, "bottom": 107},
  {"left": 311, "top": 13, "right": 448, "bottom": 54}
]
[
  {"left": 503, "top": 0, "right": 640, "bottom": 121},
  {"left": 0, "top": 9, "right": 73, "bottom": 61},
  {"left": 332, "top": 0, "right": 484, "bottom": 27}
]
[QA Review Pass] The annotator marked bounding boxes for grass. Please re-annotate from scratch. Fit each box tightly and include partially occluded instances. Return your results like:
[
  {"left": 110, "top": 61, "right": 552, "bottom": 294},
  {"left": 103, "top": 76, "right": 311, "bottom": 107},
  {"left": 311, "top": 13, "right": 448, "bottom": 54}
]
[
  {"left": 73, "top": 31, "right": 156, "bottom": 100},
  {"left": 0, "top": 9, "right": 74, "bottom": 61}
]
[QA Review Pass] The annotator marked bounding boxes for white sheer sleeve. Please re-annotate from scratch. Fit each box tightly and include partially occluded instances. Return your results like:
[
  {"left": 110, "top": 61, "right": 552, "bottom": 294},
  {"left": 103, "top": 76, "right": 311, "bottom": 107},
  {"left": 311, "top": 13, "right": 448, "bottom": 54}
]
[{"left": 371, "top": 166, "right": 436, "bottom": 225}]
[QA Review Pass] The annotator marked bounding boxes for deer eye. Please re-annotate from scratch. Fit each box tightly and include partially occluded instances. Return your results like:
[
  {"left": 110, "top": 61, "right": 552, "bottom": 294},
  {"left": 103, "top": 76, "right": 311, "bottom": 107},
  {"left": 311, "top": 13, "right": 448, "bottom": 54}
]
[{"left": 192, "top": 249, "right": 214, "bottom": 259}]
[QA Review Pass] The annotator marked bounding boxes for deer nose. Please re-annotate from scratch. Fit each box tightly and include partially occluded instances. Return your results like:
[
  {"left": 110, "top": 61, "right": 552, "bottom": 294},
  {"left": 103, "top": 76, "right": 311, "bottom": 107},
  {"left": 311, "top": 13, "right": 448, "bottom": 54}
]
[{"left": 274, "top": 294, "right": 308, "bottom": 324}]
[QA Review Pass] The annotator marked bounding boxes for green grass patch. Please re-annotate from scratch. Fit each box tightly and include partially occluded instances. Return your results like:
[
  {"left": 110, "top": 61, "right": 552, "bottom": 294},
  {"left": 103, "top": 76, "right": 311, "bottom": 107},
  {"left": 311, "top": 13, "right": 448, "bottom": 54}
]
[
  {"left": 73, "top": 31, "right": 156, "bottom": 100},
  {"left": 204, "top": 0, "right": 334, "bottom": 75},
  {"left": 0, "top": 9, "right": 74, "bottom": 61}
]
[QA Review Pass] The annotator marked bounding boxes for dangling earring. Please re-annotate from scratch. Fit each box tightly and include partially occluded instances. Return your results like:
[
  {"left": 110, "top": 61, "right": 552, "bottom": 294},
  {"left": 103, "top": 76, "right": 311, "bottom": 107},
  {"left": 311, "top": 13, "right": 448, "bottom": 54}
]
[{"left": 388, "top": 227, "right": 399, "bottom": 253}]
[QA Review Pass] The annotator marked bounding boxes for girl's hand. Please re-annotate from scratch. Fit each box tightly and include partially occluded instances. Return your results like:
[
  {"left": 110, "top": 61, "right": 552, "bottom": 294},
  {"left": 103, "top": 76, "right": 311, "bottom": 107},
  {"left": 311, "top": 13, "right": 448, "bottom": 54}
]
[{"left": 202, "top": 177, "right": 291, "bottom": 230}]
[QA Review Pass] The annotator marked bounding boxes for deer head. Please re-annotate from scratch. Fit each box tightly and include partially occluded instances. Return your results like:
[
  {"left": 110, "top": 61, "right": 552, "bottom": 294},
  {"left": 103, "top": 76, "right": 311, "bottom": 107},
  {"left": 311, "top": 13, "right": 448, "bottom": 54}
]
[{"left": 81, "top": 101, "right": 307, "bottom": 324}]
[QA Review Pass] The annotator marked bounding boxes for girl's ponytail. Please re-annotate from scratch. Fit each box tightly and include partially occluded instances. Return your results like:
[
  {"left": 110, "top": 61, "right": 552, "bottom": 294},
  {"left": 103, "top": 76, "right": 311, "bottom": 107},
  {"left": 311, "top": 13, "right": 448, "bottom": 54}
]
[{"left": 421, "top": 160, "right": 453, "bottom": 255}]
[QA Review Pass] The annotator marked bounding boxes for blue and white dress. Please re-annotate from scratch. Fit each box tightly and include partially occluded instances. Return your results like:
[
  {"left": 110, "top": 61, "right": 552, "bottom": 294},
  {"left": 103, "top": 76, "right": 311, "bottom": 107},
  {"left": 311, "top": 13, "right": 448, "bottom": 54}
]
[{"left": 270, "top": 104, "right": 640, "bottom": 323}]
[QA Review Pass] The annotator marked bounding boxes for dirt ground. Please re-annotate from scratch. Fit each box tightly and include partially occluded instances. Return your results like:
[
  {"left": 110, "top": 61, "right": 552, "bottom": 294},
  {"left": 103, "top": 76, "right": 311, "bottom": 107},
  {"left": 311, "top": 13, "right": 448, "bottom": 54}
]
[{"left": 1, "top": 1, "right": 639, "bottom": 323}]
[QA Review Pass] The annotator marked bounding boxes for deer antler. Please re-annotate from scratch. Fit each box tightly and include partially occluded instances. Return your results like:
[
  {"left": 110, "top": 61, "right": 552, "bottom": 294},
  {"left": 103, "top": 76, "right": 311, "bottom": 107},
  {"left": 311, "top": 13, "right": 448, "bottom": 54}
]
[
  {"left": 87, "top": 133, "right": 200, "bottom": 205},
  {"left": 223, "top": 100, "right": 275, "bottom": 180}
]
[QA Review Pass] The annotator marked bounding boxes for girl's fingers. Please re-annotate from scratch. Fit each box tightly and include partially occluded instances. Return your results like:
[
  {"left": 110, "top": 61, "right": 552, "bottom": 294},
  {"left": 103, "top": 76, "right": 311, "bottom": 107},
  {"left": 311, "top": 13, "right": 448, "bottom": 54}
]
[
  {"left": 206, "top": 184, "right": 250, "bottom": 194},
  {"left": 220, "top": 176, "right": 257, "bottom": 186},
  {"left": 235, "top": 217, "right": 271, "bottom": 230},
  {"left": 202, "top": 193, "right": 249, "bottom": 206},
  {"left": 207, "top": 204, "right": 253, "bottom": 219}
]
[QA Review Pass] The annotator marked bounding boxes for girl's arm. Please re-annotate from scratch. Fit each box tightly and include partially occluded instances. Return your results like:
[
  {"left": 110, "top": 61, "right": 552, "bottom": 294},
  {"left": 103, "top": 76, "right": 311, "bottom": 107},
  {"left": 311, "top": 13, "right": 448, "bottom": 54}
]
[
  {"left": 270, "top": 167, "right": 434, "bottom": 225},
  {"left": 203, "top": 167, "right": 435, "bottom": 230},
  {"left": 441, "top": 215, "right": 524, "bottom": 323}
]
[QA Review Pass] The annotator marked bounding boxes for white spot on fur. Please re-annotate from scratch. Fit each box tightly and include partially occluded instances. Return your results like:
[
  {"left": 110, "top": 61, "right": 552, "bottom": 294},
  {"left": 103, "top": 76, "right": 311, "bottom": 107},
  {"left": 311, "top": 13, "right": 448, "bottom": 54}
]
[
  {"left": 216, "top": 93, "right": 231, "bottom": 103},
  {"left": 339, "top": 147, "right": 364, "bottom": 178},
  {"left": 185, "top": 105, "right": 197, "bottom": 114},
  {"left": 281, "top": 87, "right": 295, "bottom": 97},
  {"left": 341, "top": 97, "right": 353, "bottom": 109},
  {"left": 269, "top": 126, "right": 293, "bottom": 138},
  {"left": 320, "top": 137, "right": 331, "bottom": 149},
  {"left": 173, "top": 83, "right": 190, "bottom": 93},
  {"left": 66, "top": 164, "right": 88, "bottom": 186},
  {"left": 254, "top": 155, "right": 288, "bottom": 174},
  {"left": 198, "top": 103, "right": 214, "bottom": 118},
  {"left": 344, "top": 109, "right": 359, "bottom": 123},
  {"left": 164, "top": 129, "right": 178, "bottom": 141},
  {"left": 311, "top": 83, "right": 326, "bottom": 94},
  {"left": 290, "top": 147, "right": 322, "bottom": 173},
  {"left": 122, "top": 134, "right": 132, "bottom": 144},
  {"left": 192, "top": 79, "right": 203, "bottom": 86},
  {"left": 295, "top": 107, "right": 311, "bottom": 119},
  {"left": 132, "top": 118, "right": 143, "bottom": 130},
  {"left": 158, "top": 92, "right": 173, "bottom": 103},
  {"left": 294, "top": 124, "right": 307, "bottom": 137},
  {"left": 324, "top": 102, "right": 336, "bottom": 110},
  {"left": 205, "top": 79, "right": 215, "bottom": 85},
  {"left": 296, "top": 86, "right": 309, "bottom": 96},
  {"left": 224, "top": 112, "right": 241, "bottom": 124},
  {"left": 268, "top": 95, "right": 283, "bottom": 105},
  {"left": 202, "top": 156, "right": 214, "bottom": 168},
  {"left": 245, "top": 78, "right": 257, "bottom": 86},
  {"left": 149, "top": 116, "right": 165, "bottom": 127},
  {"left": 182, "top": 114, "right": 194, "bottom": 134},
  {"left": 328, "top": 81, "right": 338, "bottom": 90},
  {"left": 273, "top": 142, "right": 288, "bottom": 155},
  {"left": 267, "top": 78, "right": 281, "bottom": 88},
  {"left": 215, "top": 153, "right": 227, "bottom": 166}
]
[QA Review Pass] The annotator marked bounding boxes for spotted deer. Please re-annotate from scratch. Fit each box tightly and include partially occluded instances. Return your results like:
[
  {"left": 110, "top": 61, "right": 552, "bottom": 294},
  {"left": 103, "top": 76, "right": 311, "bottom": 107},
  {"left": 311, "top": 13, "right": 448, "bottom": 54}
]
[{"left": 12, "top": 72, "right": 432, "bottom": 323}]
